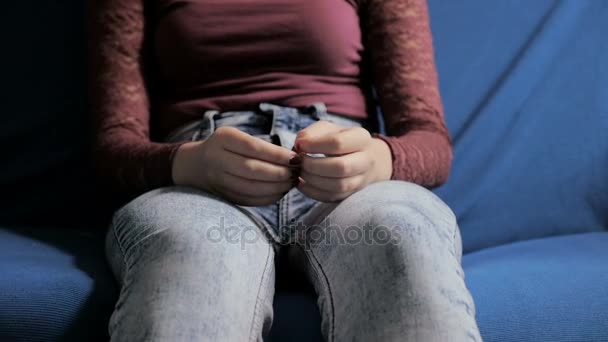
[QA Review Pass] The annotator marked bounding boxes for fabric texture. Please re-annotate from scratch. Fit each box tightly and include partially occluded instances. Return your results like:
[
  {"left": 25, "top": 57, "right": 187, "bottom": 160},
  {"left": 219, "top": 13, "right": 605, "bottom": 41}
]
[
  {"left": 1, "top": 1, "right": 607, "bottom": 341},
  {"left": 107, "top": 181, "right": 479, "bottom": 341},
  {"left": 106, "top": 104, "right": 479, "bottom": 341},
  {"left": 164, "top": 102, "right": 367, "bottom": 242},
  {"left": 429, "top": 0, "right": 608, "bottom": 253},
  {"left": 0, "top": 228, "right": 117, "bottom": 342},
  {"left": 87, "top": 0, "right": 452, "bottom": 197},
  {"left": 464, "top": 232, "right": 608, "bottom": 342}
]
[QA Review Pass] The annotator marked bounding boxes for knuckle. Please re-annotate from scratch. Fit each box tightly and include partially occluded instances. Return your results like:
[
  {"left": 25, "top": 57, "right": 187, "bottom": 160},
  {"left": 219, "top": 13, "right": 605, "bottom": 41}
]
[
  {"left": 242, "top": 139, "right": 259, "bottom": 153},
  {"left": 334, "top": 159, "right": 350, "bottom": 175},
  {"left": 213, "top": 126, "right": 232, "bottom": 137},
  {"left": 241, "top": 159, "right": 257, "bottom": 173},
  {"left": 340, "top": 180, "right": 355, "bottom": 193},
  {"left": 279, "top": 169, "right": 292, "bottom": 180},
  {"left": 356, "top": 127, "right": 371, "bottom": 139},
  {"left": 336, "top": 180, "right": 350, "bottom": 193},
  {"left": 296, "top": 130, "right": 309, "bottom": 140},
  {"left": 329, "top": 136, "right": 344, "bottom": 151}
]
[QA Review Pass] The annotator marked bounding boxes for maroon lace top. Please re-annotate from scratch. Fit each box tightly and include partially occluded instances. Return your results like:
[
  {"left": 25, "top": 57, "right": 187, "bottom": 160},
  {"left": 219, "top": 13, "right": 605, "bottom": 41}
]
[{"left": 88, "top": 0, "right": 452, "bottom": 197}]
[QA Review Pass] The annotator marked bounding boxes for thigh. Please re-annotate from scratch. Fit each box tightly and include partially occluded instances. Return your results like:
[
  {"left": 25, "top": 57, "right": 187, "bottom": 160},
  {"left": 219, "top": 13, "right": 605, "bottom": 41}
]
[
  {"left": 295, "top": 180, "right": 460, "bottom": 254},
  {"left": 105, "top": 186, "right": 277, "bottom": 341},
  {"left": 288, "top": 181, "right": 470, "bottom": 341},
  {"left": 106, "top": 186, "right": 275, "bottom": 283}
]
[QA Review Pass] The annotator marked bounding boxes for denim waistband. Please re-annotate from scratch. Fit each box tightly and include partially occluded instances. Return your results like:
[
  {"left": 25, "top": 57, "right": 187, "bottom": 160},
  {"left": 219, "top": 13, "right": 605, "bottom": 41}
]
[{"left": 164, "top": 102, "right": 368, "bottom": 143}]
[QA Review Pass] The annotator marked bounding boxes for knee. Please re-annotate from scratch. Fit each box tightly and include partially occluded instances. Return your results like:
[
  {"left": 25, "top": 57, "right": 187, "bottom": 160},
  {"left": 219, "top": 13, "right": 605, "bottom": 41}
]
[
  {"left": 109, "top": 187, "right": 268, "bottom": 261},
  {"left": 348, "top": 181, "right": 456, "bottom": 228},
  {"left": 333, "top": 181, "right": 458, "bottom": 252},
  {"left": 113, "top": 186, "right": 216, "bottom": 230}
]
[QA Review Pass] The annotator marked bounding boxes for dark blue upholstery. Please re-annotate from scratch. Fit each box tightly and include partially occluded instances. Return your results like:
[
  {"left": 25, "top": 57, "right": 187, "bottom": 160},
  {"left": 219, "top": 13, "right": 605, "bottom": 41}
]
[
  {"left": 430, "top": 0, "right": 608, "bottom": 253},
  {"left": 464, "top": 233, "right": 608, "bottom": 342},
  {"left": 0, "top": 228, "right": 117, "bottom": 341},
  {"left": 1, "top": 1, "right": 606, "bottom": 341}
]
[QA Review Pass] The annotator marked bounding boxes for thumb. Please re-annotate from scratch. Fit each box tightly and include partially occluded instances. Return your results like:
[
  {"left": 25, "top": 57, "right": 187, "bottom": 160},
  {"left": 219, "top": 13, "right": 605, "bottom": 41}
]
[{"left": 294, "top": 121, "right": 345, "bottom": 152}]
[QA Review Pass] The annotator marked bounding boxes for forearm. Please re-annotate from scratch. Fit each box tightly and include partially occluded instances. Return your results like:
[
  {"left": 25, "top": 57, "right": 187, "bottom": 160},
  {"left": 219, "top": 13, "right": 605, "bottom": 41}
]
[
  {"left": 89, "top": 0, "right": 181, "bottom": 197},
  {"left": 93, "top": 129, "right": 185, "bottom": 197},
  {"left": 364, "top": 0, "right": 452, "bottom": 188}
]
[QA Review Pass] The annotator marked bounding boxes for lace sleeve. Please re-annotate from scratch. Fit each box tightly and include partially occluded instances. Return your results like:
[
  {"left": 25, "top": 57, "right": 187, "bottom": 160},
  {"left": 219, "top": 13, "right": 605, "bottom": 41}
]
[
  {"left": 88, "top": 0, "right": 184, "bottom": 198},
  {"left": 362, "top": 0, "right": 453, "bottom": 187}
]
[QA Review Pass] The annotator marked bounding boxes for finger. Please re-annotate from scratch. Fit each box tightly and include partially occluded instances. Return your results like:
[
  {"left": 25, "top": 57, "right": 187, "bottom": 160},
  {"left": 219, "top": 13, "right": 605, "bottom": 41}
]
[
  {"left": 297, "top": 181, "right": 351, "bottom": 203},
  {"left": 299, "top": 170, "right": 366, "bottom": 194},
  {"left": 219, "top": 172, "right": 293, "bottom": 197},
  {"left": 296, "top": 126, "right": 371, "bottom": 155},
  {"left": 301, "top": 152, "right": 371, "bottom": 178},
  {"left": 296, "top": 121, "right": 343, "bottom": 144},
  {"left": 215, "top": 127, "right": 295, "bottom": 165},
  {"left": 221, "top": 151, "right": 292, "bottom": 182}
]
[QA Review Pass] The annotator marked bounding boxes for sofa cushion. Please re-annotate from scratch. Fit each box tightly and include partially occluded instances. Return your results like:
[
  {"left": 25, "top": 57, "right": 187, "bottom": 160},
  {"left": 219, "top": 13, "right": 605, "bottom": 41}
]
[
  {"left": 0, "top": 227, "right": 117, "bottom": 341},
  {"left": 429, "top": 0, "right": 608, "bottom": 253},
  {"left": 464, "top": 232, "right": 608, "bottom": 342}
]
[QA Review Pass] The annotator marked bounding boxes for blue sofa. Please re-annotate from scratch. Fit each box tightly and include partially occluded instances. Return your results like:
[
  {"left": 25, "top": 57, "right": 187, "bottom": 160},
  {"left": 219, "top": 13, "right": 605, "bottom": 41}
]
[{"left": 1, "top": 1, "right": 606, "bottom": 341}]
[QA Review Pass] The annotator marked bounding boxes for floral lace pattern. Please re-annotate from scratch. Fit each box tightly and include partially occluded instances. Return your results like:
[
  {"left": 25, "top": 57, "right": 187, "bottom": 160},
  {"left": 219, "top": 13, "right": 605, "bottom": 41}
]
[
  {"left": 362, "top": 0, "right": 452, "bottom": 186},
  {"left": 88, "top": 0, "right": 451, "bottom": 196}
]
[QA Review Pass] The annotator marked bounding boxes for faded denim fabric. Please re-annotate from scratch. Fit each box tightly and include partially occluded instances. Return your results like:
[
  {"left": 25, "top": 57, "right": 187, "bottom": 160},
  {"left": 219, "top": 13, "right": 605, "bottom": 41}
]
[{"left": 106, "top": 103, "right": 481, "bottom": 341}]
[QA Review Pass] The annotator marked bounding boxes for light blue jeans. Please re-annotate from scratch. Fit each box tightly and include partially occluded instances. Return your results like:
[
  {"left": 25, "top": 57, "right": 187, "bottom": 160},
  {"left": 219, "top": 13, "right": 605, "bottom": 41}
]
[{"left": 106, "top": 103, "right": 481, "bottom": 341}]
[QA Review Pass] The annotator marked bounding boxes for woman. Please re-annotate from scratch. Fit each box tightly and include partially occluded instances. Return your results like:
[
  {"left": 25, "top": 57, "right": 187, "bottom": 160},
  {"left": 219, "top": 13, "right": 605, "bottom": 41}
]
[{"left": 89, "top": 0, "right": 481, "bottom": 340}]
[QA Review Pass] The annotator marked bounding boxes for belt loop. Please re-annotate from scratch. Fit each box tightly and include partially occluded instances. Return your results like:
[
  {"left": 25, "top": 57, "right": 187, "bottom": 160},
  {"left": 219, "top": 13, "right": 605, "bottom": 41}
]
[
  {"left": 193, "top": 109, "right": 219, "bottom": 141},
  {"left": 308, "top": 102, "right": 328, "bottom": 120}
]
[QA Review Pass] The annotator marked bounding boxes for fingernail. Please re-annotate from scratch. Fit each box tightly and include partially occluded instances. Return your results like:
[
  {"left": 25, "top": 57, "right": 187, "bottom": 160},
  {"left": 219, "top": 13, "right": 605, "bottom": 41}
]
[{"left": 289, "top": 155, "right": 302, "bottom": 166}]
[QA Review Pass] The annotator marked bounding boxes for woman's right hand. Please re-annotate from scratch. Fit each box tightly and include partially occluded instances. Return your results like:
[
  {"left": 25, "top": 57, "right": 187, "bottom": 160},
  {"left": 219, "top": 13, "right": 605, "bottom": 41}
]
[{"left": 172, "top": 126, "right": 297, "bottom": 206}]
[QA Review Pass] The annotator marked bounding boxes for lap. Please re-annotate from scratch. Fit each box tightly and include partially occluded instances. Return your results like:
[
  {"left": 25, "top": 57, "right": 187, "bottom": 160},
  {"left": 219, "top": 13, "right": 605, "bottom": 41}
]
[
  {"left": 286, "top": 180, "right": 462, "bottom": 268},
  {"left": 106, "top": 186, "right": 274, "bottom": 280},
  {"left": 298, "top": 181, "right": 458, "bottom": 242}
]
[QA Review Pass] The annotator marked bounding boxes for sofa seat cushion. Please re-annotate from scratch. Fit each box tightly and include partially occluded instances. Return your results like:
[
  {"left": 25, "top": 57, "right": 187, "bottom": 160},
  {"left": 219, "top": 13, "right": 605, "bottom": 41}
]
[
  {"left": 0, "top": 227, "right": 117, "bottom": 342},
  {"left": 2, "top": 228, "right": 605, "bottom": 341},
  {"left": 464, "top": 232, "right": 608, "bottom": 342}
]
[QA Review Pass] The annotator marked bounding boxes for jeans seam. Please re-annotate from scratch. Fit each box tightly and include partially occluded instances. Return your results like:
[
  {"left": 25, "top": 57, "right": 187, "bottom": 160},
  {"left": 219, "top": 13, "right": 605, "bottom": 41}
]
[
  {"left": 451, "top": 217, "right": 459, "bottom": 260},
  {"left": 248, "top": 244, "right": 273, "bottom": 342},
  {"left": 111, "top": 219, "right": 131, "bottom": 275},
  {"left": 301, "top": 245, "right": 337, "bottom": 342},
  {"left": 284, "top": 191, "right": 290, "bottom": 241}
]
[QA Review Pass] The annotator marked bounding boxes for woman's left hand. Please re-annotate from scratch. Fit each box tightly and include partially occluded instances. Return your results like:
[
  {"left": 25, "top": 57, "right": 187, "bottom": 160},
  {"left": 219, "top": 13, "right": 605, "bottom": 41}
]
[{"left": 294, "top": 121, "right": 393, "bottom": 202}]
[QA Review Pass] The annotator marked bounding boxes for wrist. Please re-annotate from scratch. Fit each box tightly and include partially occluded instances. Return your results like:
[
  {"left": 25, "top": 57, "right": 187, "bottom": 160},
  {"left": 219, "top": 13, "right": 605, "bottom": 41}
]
[
  {"left": 171, "top": 141, "right": 207, "bottom": 188},
  {"left": 369, "top": 138, "right": 393, "bottom": 182}
]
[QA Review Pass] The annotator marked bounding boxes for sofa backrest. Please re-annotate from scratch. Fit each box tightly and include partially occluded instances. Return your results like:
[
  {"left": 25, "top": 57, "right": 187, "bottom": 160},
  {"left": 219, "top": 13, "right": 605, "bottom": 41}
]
[
  {"left": 0, "top": 2, "right": 93, "bottom": 227},
  {"left": 428, "top": 0, "right": 608, "bottom": 253}
]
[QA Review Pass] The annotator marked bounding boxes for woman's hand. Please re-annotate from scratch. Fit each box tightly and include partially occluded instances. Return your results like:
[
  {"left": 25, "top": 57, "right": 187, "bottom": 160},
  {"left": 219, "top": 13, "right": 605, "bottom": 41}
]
[
  {"left": 294, "top": 121, "right": 393, "bottom": 202},
  {"left": 172, "top": 126, "right": 297, "bottom": 206}
]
